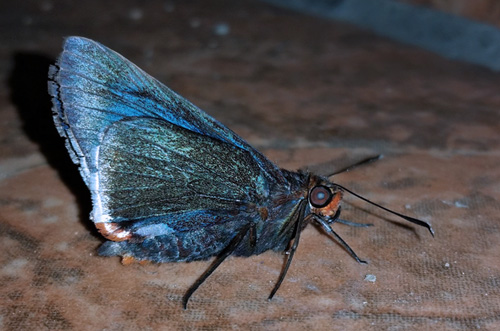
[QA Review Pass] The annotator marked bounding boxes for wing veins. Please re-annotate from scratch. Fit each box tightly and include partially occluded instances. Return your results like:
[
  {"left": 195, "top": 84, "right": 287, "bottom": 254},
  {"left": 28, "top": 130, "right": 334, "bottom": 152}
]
[
  {"left": 151, "top": 141, "right": 250, "bottom": 193},
  {"left": 107, "top": 193, "right": 240, "bottom": 215},
  {"left": 62, "top": 84, "right": 161, "bottom": 119},
  {"left": 63, "top": 49, "right": 156, "bottom": 96},
  {"left": 102, "top": 143, "right": 245, "bottom": 193}
]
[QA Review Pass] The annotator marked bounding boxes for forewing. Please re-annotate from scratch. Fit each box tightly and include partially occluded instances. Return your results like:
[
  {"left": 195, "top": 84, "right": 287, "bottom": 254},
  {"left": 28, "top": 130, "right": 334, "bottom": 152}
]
[
  {"left": 48, "top": 36, "right": 285, "bottom": 187},
  {"left": 94, "top": 117, "right": 268, "bottom": 234}
]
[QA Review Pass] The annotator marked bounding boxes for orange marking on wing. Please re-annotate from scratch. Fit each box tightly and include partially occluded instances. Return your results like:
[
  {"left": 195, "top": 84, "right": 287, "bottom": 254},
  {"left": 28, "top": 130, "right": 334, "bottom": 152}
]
[
  {"left": 121, "top": 255, "right": 136, "bottom": 265},
  {"left": 259, "top": 207, "right": 269, "bottom": 221},
  {"left": 121, "top": 255, "right": 151, "bottom": 265},
  {"left": 95, "top": 222, "right": 133, "bottom": 242}
]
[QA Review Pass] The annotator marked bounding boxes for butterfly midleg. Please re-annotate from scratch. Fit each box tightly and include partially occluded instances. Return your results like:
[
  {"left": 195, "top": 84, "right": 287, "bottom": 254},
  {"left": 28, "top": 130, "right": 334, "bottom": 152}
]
[{"left": 182, "top": 222, "right": 255, "bottom": 309}]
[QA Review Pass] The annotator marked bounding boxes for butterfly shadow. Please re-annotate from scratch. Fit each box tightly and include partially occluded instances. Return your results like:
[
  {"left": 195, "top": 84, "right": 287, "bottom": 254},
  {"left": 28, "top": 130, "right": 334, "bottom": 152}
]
[
  {"left": 7, "top": 52, "right": 99, "bottom": 238},
  {"left": 340, "top": 200, "right": 425, "bottom": 239}
]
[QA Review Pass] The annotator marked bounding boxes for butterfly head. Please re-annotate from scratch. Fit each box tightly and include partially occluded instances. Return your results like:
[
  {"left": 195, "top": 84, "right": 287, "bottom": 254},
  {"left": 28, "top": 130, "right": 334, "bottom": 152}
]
[{"left": 307, "top": 178, "right": 343, "bottom": 220}]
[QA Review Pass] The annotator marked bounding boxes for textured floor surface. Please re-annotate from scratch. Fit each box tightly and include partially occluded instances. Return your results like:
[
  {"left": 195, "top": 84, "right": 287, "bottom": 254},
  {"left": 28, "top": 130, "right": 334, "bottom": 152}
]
[{"left": 1, "top": 1, "right": 499, "bottom": 330}]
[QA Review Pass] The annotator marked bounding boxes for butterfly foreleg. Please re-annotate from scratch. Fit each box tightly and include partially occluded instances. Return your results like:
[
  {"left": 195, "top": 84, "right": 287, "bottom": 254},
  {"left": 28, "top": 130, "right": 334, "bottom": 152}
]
[
  {"left": 268, "top": 199, "right": 308, "bottom": 300},
  {"left": 314, "top": 215, "right": 367, "bottom": 264}
]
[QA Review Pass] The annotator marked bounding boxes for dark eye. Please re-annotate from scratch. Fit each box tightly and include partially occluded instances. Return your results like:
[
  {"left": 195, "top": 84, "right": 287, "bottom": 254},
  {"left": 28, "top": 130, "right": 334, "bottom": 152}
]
[{"left": 309, "top": 185, "right": 332, "bottom": 208}]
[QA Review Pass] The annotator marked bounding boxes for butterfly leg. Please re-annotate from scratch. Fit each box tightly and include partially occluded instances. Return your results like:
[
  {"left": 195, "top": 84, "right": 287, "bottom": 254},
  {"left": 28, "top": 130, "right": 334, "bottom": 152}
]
[
  {"left": 326, "top": 206, "right": 373, "bottom": 227},
  {"left": 336, "top": 219, "right": 373, "bottom": 227},
  {"left": 315, "top": 216, "right": 368, "bottom": 264},
  {"left": 182, "top": 223, "right": 252, "bottom": 309},
  {"left": 268, "top": 200, "right": 308, "bottom": 300},
  {"left": 249, "top": 222, "right": 257, "bottom": 250}
]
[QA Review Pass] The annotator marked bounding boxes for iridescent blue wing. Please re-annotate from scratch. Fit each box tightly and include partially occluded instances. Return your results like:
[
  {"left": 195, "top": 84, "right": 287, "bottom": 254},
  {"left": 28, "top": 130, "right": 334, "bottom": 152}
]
[
  {"left": 93, "top": 117, "right": 268, "bottom": 261},
  {"left": 48, "top": 36, "right": 293, "bottom": 261},
  {"left": 95, "top": 117, "right": 267, "bottom": 231},
  {"left": 48, "top": 36, "right": 286, "bottom": 189}
]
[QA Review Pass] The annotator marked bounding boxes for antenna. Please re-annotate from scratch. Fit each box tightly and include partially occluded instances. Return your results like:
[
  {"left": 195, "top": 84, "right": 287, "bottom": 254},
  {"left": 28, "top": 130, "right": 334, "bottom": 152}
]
[
  {"left": 334, "top": 183, "right": 435, "bottom": 236},
  {"left": 327, "top": 155, "right": 383, "bottom": 177}
]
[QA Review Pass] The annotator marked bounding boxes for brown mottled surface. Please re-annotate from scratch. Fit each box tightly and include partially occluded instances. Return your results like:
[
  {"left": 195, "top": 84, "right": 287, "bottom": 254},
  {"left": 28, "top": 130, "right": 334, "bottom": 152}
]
[{"left": 1, "top": 1, "right": 500, "bottom": 330}]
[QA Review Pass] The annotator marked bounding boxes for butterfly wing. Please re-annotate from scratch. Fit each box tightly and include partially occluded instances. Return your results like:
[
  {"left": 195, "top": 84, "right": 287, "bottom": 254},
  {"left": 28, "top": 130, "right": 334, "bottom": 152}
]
[
  {"left": 49, "top": 36, "right": 286, "bottom": 189},
  {"left": 48, "top": 37, "right": 297, "bottom": 261},
  {"left": 96, "top": 117, "right": 268, "bottom": 227},
  {"left": 93, "top": 117, "right": 269, "bottom": 261}
]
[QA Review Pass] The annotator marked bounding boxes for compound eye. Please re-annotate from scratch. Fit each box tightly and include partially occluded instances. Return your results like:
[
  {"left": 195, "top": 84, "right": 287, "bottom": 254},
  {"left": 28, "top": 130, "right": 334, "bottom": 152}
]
[{"left": 309, "top": 185, "right": 332, "bottom": 208}]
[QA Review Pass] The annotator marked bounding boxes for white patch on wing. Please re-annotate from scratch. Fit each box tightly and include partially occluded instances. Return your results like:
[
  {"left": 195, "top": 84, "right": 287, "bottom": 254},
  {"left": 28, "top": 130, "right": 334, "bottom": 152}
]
[
  {"left": 135, "top": 224, "right": 174, "bottom": 237},
  {"left": 90, "top": 144, "right": 112, "bottom": 223}
]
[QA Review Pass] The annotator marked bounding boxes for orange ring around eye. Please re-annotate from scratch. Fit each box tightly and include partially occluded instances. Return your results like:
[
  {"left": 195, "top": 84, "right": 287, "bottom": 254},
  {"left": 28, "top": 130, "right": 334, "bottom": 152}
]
[{"left": 318, "top": 191, "right": 343, "bottom": 218}]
